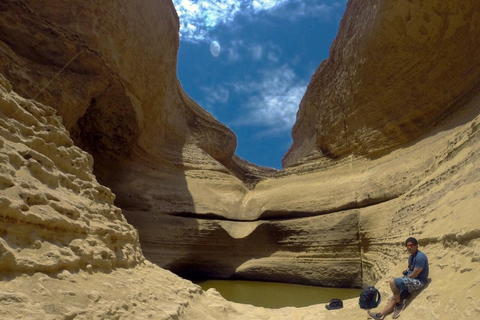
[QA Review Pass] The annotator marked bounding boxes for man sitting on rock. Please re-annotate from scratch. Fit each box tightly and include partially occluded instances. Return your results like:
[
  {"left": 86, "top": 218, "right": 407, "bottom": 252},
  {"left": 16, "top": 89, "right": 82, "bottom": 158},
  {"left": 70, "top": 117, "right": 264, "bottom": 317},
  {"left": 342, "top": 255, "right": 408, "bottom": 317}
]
[{"left": 368, "top": 237, "right": 429, "bottom": 319}]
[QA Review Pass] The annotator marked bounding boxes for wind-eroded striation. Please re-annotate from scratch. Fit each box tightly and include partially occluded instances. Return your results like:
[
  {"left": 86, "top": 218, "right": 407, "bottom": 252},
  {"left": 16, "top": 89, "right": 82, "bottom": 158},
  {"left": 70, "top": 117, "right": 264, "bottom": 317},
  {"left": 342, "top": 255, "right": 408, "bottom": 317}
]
[
  {"left": 0, "top": 75, "right": 142, "bottom": 274},
  {"left": 0, "top": 0, "right": 479, "bottom": 319}
]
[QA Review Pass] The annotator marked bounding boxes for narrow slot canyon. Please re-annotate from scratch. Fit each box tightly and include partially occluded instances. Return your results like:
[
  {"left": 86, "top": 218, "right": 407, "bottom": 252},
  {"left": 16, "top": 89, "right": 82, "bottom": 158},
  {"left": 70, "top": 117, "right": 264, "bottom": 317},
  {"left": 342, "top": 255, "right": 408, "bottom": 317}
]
[{"left": 0, "top": 1, "right": 479, "bottom": 319}]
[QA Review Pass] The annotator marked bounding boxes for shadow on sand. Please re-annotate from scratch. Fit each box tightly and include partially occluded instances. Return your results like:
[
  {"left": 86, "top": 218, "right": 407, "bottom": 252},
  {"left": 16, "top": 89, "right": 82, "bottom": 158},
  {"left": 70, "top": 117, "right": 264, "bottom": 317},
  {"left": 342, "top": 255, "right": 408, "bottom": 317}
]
[{"left": 403, "top": 278, "right": 432, "bottom": 310}]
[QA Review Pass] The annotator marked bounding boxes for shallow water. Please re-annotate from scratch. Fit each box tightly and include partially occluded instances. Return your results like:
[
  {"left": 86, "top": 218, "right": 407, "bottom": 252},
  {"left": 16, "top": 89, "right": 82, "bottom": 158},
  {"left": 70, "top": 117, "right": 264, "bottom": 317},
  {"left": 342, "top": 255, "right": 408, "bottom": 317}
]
[{"left": 196, "top": 279, "right": 362, "bottom": 309}]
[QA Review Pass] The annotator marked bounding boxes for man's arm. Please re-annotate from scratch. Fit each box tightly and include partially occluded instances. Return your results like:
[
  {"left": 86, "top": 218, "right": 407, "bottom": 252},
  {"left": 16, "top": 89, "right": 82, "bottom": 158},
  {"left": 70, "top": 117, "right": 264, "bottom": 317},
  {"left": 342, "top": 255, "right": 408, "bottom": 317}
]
[{"left": 408, "top": 267, "right": 423, "bottom": 279}]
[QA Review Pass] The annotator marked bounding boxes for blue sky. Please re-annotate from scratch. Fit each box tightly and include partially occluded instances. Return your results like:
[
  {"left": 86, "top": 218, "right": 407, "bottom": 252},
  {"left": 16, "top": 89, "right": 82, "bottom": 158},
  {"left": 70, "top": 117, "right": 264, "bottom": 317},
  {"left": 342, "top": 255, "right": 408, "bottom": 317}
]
[{"left": 174, "top": 0, "right": 347, "bottom": 169}]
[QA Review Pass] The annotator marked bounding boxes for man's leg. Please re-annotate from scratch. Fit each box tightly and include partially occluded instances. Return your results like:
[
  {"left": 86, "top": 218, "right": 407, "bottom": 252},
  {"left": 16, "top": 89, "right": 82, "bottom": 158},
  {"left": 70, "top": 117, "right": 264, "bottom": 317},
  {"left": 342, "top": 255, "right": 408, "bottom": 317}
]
[
  {"left": 390, "top": 278, "right": 409, "bottom": 318},
  {"left": 367, "top": 278, "right": 407, "bottom": 319},
  {"left": 390, "top": 278, "right": 401, "bottom": 303},
  {"left": 368, "top": 296, "right": 395, "bottom": 318},
  {"left": 380, "top": 297, "right": 397, "bottom": 315}
]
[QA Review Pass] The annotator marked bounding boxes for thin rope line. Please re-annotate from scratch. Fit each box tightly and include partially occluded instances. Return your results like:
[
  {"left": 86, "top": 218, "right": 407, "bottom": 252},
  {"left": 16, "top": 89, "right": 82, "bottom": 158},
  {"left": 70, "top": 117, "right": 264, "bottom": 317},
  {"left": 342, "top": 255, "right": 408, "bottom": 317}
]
[{"left": 31, "top": 50, "right": 84, "bottom": 100}]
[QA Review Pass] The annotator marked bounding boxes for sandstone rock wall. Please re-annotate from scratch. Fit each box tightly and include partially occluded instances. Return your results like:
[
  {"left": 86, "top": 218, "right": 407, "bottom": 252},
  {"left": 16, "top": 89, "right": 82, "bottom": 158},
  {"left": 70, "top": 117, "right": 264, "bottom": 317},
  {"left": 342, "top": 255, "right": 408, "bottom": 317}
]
[
  {"left": 116, "top": 0, "right": 480, "bottom": 302},
  {"left": 125, "top": 209, "right": 362, "bottom": 287},
  {"left": 0, "top": 0, "right": 479, "bottom": 319},
  {"left": 283, "top": 0, "right": 480, "bottom": 167},
  {"left": 0, "top": 0, "right": 237, "bottom": 170},
  {"left": 0, "top": 74, "right": 142, "bottom": 274},
  {"left": 139, "top": 96, "right": 479, "bottom": 292}
]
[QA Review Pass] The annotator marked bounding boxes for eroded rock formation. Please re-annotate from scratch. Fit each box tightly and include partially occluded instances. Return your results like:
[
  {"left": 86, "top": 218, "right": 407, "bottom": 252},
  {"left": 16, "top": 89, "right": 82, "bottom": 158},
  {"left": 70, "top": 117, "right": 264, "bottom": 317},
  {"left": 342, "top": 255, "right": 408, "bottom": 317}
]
[
  {"left": 284, "top": 0, "right": 480, "bottom": 166},
  {"left": 0, "top": 74, "right": 142, "bottom": 273},
  {"left": 0, "top": 0, "right": 479, "bottom": 319}
]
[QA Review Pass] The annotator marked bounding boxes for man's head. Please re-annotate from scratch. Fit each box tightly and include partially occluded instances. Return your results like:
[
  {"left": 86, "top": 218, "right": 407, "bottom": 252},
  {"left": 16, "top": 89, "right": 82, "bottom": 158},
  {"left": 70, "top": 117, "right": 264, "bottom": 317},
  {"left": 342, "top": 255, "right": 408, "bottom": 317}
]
[{"left": 405, "top": 237, "right": 418, "bottom": 254}]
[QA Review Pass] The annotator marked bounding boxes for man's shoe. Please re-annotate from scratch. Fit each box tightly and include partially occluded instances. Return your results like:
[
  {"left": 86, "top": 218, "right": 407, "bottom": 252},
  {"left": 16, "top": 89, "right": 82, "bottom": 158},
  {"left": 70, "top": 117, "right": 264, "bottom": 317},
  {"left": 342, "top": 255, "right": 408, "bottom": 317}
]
[
  {"left": 367, "top": 310, "right": 383, "bottom": 320},
  {"left": 392, "top": 300, "right": 406, "bottom": 319}
]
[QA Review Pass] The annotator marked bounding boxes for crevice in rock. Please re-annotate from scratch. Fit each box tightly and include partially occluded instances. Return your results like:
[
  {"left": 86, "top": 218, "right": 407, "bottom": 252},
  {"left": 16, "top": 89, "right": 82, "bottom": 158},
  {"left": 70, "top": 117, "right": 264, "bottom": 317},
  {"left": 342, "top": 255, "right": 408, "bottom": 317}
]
[
  {"left": 70, "top": 80, "right": 140, "bottom": 163},
  {"left": 256, "top": 194, "right": 399, "bottom": 221},
  {"left": 137, "top": 209, "right": 363, "bottom": 288},
  {"left": 420, "top": 230, "right": 480, "bottom": 247},
  {"left": 171, "top": 194, "right": 399, "bottom": 222},
  {"left": 356, "top": 211, "right": 365, "bottom": 284}
]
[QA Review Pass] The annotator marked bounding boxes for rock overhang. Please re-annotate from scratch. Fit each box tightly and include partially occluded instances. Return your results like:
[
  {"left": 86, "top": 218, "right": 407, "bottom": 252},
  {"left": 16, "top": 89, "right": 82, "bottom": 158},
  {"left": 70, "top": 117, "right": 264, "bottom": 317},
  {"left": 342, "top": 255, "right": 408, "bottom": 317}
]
[{"left": 0, "top": 0, "right": 479, "bottom": 318}]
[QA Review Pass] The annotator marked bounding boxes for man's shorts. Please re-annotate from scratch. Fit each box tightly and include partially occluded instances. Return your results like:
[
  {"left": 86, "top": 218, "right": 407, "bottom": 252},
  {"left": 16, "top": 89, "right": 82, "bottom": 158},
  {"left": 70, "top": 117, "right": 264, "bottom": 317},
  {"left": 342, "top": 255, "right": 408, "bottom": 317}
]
[{"left": 394, "top": 276, "right": 426, "bottom": 293}]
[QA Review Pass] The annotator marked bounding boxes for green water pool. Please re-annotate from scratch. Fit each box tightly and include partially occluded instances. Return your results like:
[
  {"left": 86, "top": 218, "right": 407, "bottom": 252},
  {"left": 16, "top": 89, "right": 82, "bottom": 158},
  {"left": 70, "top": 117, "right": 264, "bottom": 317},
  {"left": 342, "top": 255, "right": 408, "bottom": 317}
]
[{"left": 195, "top": 279, "right": 362, "bottom": 309}]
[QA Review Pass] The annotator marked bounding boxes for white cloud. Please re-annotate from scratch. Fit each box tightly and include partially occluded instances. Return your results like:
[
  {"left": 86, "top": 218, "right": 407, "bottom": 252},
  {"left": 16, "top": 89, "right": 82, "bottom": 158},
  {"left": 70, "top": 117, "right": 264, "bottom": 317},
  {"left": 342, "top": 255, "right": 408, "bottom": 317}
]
[
  {"left": 225, "top": 41, "right": 281, "bottom": 64},
  {"left": 250, "top": 45, "right": 263, "bottom": 60},
  {"left": 227, "top": 40, "right": 243, "bottom": 62},
  {"left": 267, "top": 51, "right": 279, "bottom": 63},
  {"left": 173, "top": 0, "right": 342, "bottom": 42},
  {"left": 174, "top": 0, "right": 242, "bottom": 41},
  {"left": 230, "top": 65, "right": 306, "bottom": 135},
  {"left": 200, "top": 85, "right": 230, "bottom": 110},
  {"left": 249, "top": 0, "right": 290, "bottom": 12},
  {"left": 278, "top": 1, "right": 345, "bottom": 21}
]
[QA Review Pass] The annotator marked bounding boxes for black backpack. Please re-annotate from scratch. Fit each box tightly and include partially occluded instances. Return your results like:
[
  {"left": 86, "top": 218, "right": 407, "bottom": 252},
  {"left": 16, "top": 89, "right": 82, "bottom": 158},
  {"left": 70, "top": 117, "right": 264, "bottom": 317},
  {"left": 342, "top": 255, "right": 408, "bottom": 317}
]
[{"left": 359, "top": 286, "right": 381, "bottom": 309}]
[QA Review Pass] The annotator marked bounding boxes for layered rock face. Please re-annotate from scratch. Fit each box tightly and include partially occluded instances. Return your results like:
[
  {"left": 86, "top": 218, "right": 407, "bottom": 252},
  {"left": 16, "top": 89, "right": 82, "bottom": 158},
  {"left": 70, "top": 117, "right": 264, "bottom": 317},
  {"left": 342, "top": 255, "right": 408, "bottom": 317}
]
[
  {"left": 0, "top": 0, "right": 254, "bottom": 217},
  {"left": 0, "top": 73, "right": 142, "bottom": 273},
  {"left": 0, "top": 0, "right": 479, "bottom": 319},
  {"left": 284, "top": 0, "right": 480, "bottom": 166},
  {"left": 129, "top": 209, "right": 362, "bottom": 287},
  {"left": 120, "top": 0, "right": 480, "bottom": 292},
  {"left": 283, "top": 2, "right": 480, "bottom": 179}
]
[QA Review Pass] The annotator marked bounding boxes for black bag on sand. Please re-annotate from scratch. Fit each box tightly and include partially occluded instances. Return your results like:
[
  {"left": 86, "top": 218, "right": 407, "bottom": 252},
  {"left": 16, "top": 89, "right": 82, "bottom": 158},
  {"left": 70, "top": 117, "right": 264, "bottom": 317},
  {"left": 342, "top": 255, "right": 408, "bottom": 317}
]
[
  {"left": 325, "top": 298, "right": 343, "bottom": 310},
  {"left": 359, "top": 286, "right": 381, "bottom": 309}
]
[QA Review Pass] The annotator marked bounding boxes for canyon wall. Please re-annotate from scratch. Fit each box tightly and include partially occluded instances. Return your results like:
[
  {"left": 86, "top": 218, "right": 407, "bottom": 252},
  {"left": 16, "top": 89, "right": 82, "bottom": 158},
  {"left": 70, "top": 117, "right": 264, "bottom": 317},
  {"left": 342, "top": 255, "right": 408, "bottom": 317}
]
[
  {"left": 283, "top": 0, "right": 480, "bottom": 166},
  {"left": 0, "top": 0, "right": 479, "bottom": 319},
  {"left": 0, "top": 73, "right": 142, "bottom": 274}
]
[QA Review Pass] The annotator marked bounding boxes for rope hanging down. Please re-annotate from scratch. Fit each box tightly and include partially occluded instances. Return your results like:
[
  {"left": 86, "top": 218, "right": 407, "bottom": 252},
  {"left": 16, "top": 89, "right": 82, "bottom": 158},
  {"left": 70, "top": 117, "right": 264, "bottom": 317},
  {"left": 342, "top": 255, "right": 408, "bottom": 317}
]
[{"left": 31, "top": 50, "right": 84, "bottom": 100}]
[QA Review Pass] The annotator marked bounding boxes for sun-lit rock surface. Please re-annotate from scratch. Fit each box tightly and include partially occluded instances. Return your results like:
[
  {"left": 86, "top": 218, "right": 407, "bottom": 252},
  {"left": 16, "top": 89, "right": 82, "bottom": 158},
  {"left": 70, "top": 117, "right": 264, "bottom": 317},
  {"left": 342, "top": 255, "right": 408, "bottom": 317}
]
[
  {"left": 0, "top": 74, "right": 142, "bottom": 274},
  {"left": 283, "top": 0, "right": 480, "bottom": 167},
  {"left": 0, "top": 0, "right": 479, "bottom": 319}
]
